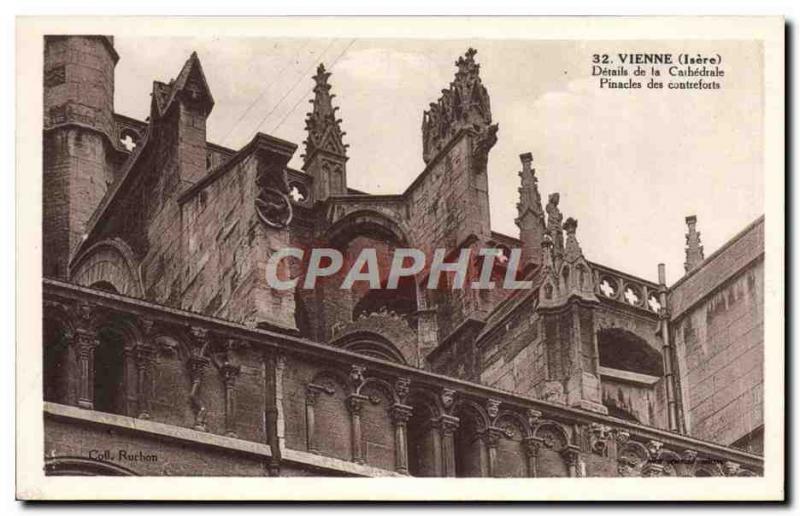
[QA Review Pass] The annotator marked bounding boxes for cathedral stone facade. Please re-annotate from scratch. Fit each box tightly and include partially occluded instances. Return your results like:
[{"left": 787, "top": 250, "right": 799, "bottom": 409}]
[{"left": 42, "top": 36, "right": 764, "bottom": 477}]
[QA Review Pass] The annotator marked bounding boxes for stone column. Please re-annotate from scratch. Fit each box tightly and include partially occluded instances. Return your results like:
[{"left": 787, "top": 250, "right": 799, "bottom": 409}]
[
  {"left": 430, "top": 419, "right": 444, "bottom": 476},
  {"left": 187, "top": 355, "right": 209, "bottom": 431},
  {"left": 561, "top": 445, "right": 581, "bottom": 477},
  {"left": 304, "top": 386, "right": 321, "bottom": 454},
  {"left": 523, "top": 437, "right": 543, "bottom": 477},
  {"left": 135, "top": 344, "right": 157, "bottom": 419},
  {"left": 658, "top": 263, "right": 680, "bottom": 432},
  {"left": 485, "top": 428, "right": 505, "bottom": 477},
  {"left": 187, "top": 327, "right": 210, "bottom": 431},
  {"left": 440, "top": 415, "right": 459, "bottom": 477},
  {"left": 347, "top": 394, "right": 368, "bottom": 464},
  {"left": 391, "top": 404, "right": 413, "bottom": 474},
  {"left": 220, "top": 363, "right": 241, "bottom": 437},
  {"left": 74, "top": 328, "right": 98, "bottom": 409}
]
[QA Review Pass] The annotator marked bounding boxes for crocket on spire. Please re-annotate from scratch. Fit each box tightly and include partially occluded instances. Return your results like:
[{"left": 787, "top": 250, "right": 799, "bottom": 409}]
[
  {"left": 302, "top": 63, "right": 348, "bottom": 202},
  {"left": 303, "top": 63, "right": 348, "bottom": 165}
]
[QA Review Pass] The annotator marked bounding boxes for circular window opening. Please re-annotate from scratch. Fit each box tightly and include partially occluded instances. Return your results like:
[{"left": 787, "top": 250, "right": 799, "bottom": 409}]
[
  {"left": 599, "top": 276, "right": 618, "bottom": 298},
  {"left": 288, "top": 182, "right": 309, "bottom": 203},
  {"left": 623, "top": 285, "right": 642, "bottom": 306}
]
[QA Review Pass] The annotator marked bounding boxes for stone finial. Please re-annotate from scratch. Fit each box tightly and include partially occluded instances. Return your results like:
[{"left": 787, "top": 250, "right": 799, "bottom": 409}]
[
  {"left": 515, "top": 152, "right": 546, "bottom": 266},
  {"left": 421, "top": 48, "right": 495, "bottom": 164},
  {"left": 303, "top": 63, "right": 348, "bottom": 165},
  {"left": 684, "top": 215, "right": 705, "bottom": 273},
  {"left": 562, "top": 217, "right": 583, "bottom": 262}
]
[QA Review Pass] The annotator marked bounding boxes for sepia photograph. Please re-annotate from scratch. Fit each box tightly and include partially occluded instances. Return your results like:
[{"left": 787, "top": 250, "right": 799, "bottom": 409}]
[{"left": 14, "top": 16, "right": 785, "bottom": 501}]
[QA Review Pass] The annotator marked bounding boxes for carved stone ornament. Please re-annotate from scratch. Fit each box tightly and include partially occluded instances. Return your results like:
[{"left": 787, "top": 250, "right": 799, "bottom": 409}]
[
  {"left": 441, "top": 388, "right": 456, "bottom": 411},
  {"left": 394, "top": 377, "right": 411, "bottom": 404},
  {"left": 349, "top": 365, "right": 366, "bottom": 391},
  {"left": 486, "top": 398, "right": 501, "bottom": 419},
  {"left": 255, "top": 187, "right": 293, "bottom": 229},
  {"left": 527, "top": 409, "right": 543, "bottom": 428},
  {"left": 614, "top": 429, "right": 631, "bottom": 445},
  {"left": 646, "top": 440, "right": 664, "bottom": 461},
  {"left": 588, "top": 423, "right": 612, "bottom": 456},
  {"left": 682, "top": 449, "right": 698, "bottom": 463}
]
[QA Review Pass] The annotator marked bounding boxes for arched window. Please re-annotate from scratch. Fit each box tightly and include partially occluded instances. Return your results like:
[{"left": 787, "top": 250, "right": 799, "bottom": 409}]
[
  {"left": 332, "top": 332, "right": 407, "bottom": 364},
  {"left": 454, "top": 405, "right": 487, "bottom": 477},
  {"left": 93, "top": 327, "right": 128, "bottom": 415},
  {"left": 45, "top": 457, "right": 138, "bottom": 476},
  {"left": 90, "top": 281, "right": 119, "bottom": 293},
  {"left": 597, "top": 328, "right": 663, "bottom": 377},
  {"left": 352, "top": 276, "right": 417, "bottom": 321},
  {"left": 43, "top": 317, "right": 74, "bottom": 405},
  {"left": 406, "top": 401, "right": 438, "bottom": 477}
]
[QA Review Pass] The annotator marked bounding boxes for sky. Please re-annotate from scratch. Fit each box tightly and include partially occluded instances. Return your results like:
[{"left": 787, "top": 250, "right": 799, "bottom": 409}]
[{"left": 113, "top": 37, "right": 764, "bottom": 284}]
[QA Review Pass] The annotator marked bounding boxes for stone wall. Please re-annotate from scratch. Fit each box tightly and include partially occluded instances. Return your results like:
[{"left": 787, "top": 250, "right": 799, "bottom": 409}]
[
  {"left": 478, "top": 296, "right": 545, "bottom": 396},
  {"left": 671, "top": 218, "right": 764, "bottom": 448}
]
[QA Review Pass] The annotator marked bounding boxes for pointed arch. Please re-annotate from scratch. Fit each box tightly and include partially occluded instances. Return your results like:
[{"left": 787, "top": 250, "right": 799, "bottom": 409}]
[
  {"left": 330, "top": 331, "right": 408, "bottom": 365},
  {"left": 70, "top": 238, "right": 144, "bottom": 298}
]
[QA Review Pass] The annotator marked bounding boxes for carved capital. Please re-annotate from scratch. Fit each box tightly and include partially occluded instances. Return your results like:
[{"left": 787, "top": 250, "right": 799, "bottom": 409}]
[
  {"left": 140, "top": 317, "right": 156, "bottom": 337},
  {"left": 73, "top": 329, "right": 98, "bottom": 357},
  {"left": 346, "top": 394, "right": 367, "bottom": 415},
  {"left": 523, "top": 437, "right": 544, "bottom": 458},
  {"left": 642, "top": 462, "right": 665, "bottom": 477},
  {"left": 390, "top": 404, "right": 413, "bottom": 426},
  {"left": 561, "top": 445, "right": 581, "bottom": 467},
  {"left": 305, "top": 385, "right": 319, "bottom": 407},
  {"left": 189, "top": 325, "right": 209, "bottom": 342},
  {"left": 485, "top": 427, "right": 506, "bottom": 448},
  {"left": 439, "top": 415, "right": 460, "bottom": 436},
  {"left": 306, "top": 382, "right": 335, "bottom": 407},
  {"left": 220, "top": 362, "right": 241, "bottom": 388},
  {"left": 614, "top": 429, "right": 631, "bottom": 445},
  {"left": 135, "top": 343, "right": 158, "bottom": 370},
  {"left": 723, "top": 461, "right": 742, "bottom": 477}
]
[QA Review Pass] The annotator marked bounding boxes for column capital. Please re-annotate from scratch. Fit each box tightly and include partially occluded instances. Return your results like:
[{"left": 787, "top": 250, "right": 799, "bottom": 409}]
[
  {"left": 346, "top": 393, "right": 368, "bottom": 415},
  {"left": 484, "top": 427, "right": 506, "bottom": 448},
  {"left": 73, "top": 329, "right": 99, "bottom": 356},
  {"left": 135, "top": 342, "right": 158, "bottom": 366},
  {"left": 642, "top": 462, "right": 665, "bottom": 477},
  {"left": 439, "top": 414, "right": 460, "bottom": 436},
  {"left": 560, "top": 444, "right": 581, "bottom": 466},
  {"left": 390, "top": 403, "right": 413, "bottom": 425},
  {"left": 139, "top": 316, "right": 157, "bottom": 337},
  {"left": 523, "top": 436, "right": 544, "bottom": 458},
  {"left": 220, "top": 362, "right": 241, "bottom": 387}
]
